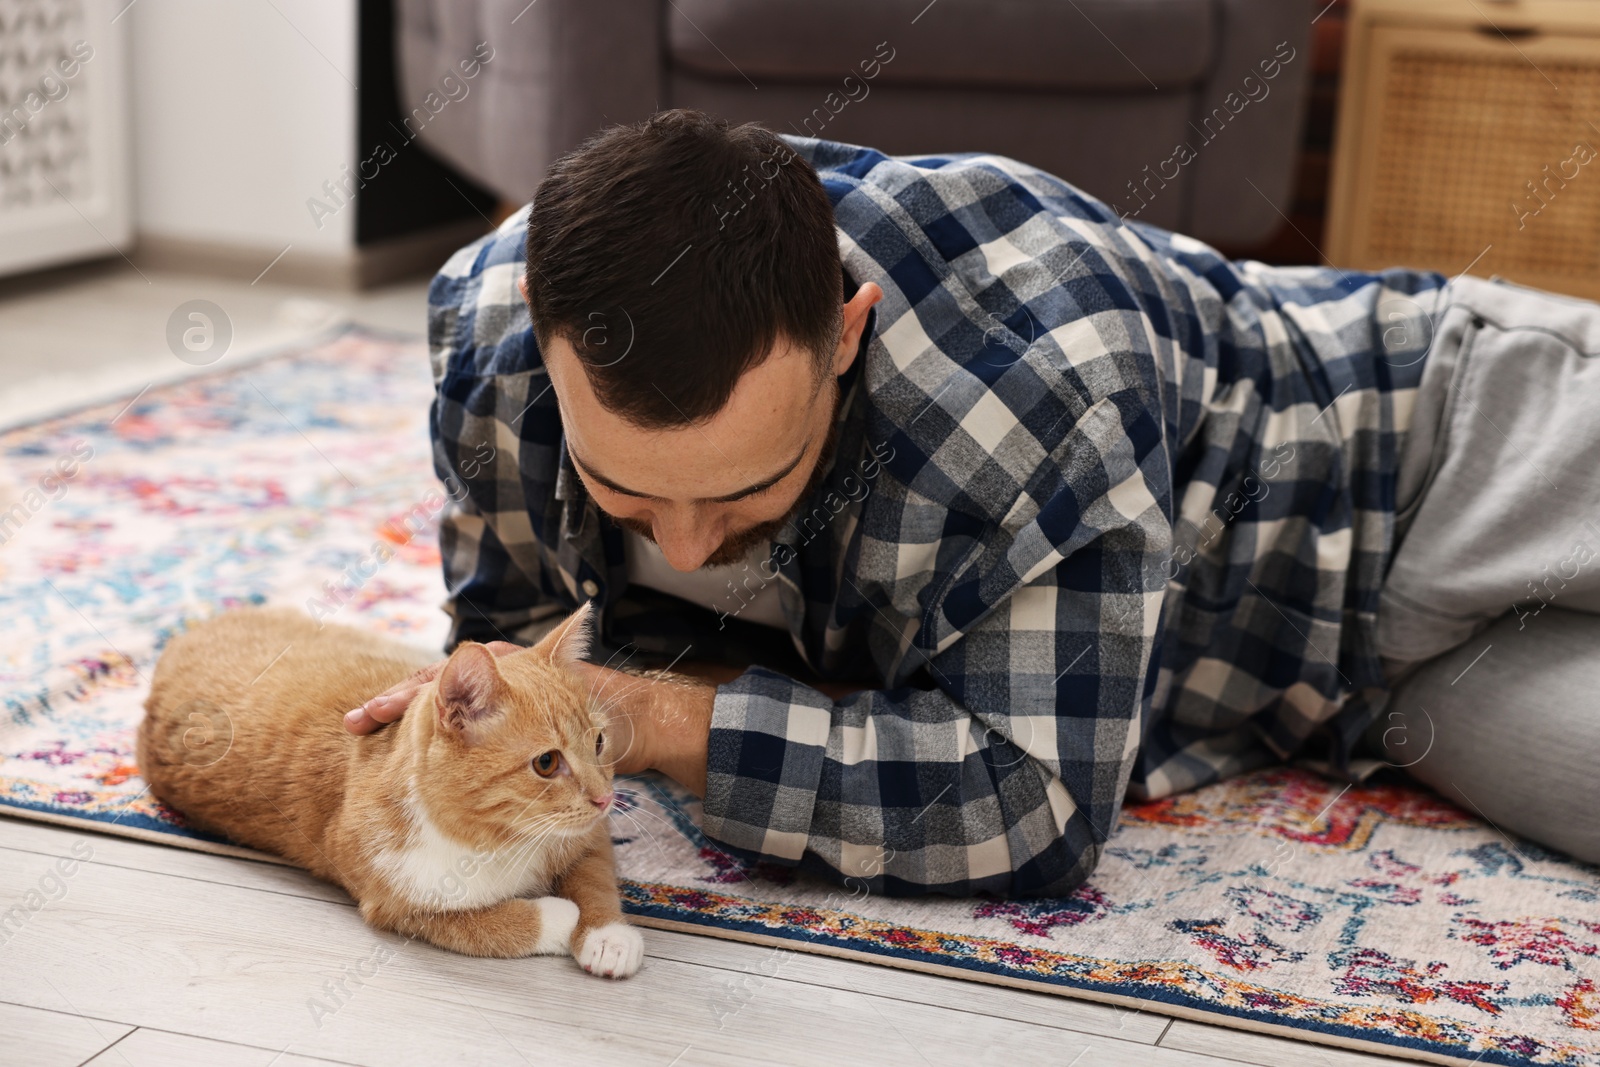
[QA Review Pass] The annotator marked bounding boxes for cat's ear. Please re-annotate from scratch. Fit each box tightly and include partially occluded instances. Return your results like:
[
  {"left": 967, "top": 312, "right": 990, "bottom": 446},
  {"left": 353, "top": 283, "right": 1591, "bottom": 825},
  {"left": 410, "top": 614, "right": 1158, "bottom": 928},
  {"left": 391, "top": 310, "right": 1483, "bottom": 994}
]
[
  {"left": 531, "top": 599, "right": 596, "bottom": 667},
  {"left": 435, "top": 643, "right": 505, "bottom": 742}
]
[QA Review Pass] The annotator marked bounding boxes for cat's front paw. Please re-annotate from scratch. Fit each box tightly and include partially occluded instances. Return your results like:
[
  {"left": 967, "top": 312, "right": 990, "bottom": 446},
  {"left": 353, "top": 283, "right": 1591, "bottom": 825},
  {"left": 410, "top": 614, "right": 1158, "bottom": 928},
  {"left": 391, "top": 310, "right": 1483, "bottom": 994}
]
[
  {"left": 575, "top": 921, "right": 644, "bottom": 978},
  {"left": 530, "top": 896, "right": 580, "bottom": 955}
]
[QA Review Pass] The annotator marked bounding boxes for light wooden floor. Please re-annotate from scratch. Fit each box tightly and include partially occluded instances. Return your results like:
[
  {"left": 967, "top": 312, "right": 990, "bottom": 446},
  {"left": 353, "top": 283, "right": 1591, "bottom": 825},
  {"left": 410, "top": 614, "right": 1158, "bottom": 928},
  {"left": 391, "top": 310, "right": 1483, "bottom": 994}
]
[
  {"left": 0, "top": 815, "right": 1415, "bottom": 1067},
  {"left": 0, "top": 260, "right": 1418, "bottom": 1066}
]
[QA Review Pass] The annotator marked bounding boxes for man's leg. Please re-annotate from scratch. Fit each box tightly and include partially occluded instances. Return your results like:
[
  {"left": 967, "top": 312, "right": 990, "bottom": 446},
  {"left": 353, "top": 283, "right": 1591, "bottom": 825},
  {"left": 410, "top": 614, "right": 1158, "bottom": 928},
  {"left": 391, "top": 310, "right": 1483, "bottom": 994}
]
[
  {"left": 1363, "top": 606, "right": 1600, "bottom": 865},
  {"left": 1364, "top": 273, "right": 1600, "bottom": 862},
  {"left": 1376, "top": 273, "right": 1600, "bottom": 677}
]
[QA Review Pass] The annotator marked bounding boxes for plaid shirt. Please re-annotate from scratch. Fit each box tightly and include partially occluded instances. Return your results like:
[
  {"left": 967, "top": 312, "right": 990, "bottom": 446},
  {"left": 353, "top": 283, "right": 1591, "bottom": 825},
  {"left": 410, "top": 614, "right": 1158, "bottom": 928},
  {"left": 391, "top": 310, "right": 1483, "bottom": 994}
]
[{"left": 427, "top": 134, "right": 1449, "bottom": 898}]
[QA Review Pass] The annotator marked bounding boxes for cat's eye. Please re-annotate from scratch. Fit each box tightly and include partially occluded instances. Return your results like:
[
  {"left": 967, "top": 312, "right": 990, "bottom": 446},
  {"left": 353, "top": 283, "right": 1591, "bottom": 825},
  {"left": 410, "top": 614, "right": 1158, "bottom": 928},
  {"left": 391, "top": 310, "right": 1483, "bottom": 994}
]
[
  {"left": 532, "top": 751, "right": 562, "bottom": 777},
  {"left": 595, "top": 730, "right": 605, "bottom": 757}
]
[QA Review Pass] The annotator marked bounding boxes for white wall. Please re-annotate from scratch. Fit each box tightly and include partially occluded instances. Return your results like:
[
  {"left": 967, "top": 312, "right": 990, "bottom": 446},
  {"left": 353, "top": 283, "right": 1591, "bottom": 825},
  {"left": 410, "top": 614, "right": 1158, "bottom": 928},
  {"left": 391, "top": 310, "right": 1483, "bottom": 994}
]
[{"left": 129, "top": 0, "right": 358, "bottom": 253}]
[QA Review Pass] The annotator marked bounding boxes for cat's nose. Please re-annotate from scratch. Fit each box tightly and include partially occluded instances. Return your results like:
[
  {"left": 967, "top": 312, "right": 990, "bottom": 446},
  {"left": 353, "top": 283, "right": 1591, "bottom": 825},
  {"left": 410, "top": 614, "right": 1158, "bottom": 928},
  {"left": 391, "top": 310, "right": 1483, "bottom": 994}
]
[{"left": 590, "top": 793, "right": 613, "bottom": 811}]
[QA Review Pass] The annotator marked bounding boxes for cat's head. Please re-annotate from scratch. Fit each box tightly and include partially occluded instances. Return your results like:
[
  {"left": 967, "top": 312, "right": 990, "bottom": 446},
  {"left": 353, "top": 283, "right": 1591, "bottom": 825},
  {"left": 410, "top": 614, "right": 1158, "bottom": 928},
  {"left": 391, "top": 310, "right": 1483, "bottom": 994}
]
[{"left": 423, "top": 601, "right": 613, "bottom": 841}]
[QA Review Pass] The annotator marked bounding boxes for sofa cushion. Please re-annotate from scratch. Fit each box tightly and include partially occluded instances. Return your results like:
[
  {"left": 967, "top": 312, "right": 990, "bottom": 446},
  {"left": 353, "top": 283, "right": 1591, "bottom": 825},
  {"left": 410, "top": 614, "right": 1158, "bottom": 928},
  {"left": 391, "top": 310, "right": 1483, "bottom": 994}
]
[{"left": 666, "top": 0, "right": 1217, "bottom": 93}]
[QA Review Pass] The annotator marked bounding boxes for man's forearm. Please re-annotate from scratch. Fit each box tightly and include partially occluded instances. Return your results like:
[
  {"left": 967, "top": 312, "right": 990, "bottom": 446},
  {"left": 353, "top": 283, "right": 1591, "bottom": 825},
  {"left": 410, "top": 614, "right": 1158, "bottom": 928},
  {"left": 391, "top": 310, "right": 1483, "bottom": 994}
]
[
  {"left": 586, "top": 663, "right": 715, "bottom": 796},
  {"left": 641, "top": 664, "right": 873, "bottom": 796},
  {"left": 644, "top": 673, "right": 714, "bottom": 797},
  {"left": 591, "top": 660, "right": 870, "bottom": 798}
]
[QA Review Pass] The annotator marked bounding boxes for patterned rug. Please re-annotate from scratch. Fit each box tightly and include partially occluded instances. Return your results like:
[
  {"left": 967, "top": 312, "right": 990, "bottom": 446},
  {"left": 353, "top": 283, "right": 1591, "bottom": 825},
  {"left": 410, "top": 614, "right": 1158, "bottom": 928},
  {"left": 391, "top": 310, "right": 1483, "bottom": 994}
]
[{"left": 3, "top": 327, "right": 1598, "bottom": 1067}]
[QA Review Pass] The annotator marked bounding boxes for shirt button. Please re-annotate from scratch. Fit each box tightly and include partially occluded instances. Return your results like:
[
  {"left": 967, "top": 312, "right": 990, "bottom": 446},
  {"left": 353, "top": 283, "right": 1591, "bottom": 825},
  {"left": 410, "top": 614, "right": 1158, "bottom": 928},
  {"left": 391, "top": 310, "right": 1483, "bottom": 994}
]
[{"left": 581, "top": 579, "right": 599, "bottom": 597}]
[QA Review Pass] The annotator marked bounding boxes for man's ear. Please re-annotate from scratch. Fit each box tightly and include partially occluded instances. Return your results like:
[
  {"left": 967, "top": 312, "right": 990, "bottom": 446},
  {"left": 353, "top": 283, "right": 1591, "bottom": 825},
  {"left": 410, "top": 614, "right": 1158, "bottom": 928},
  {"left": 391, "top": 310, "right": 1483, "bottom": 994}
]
[
  {"left": 517, "top": 273, "right": 529, "bottom": 303},
  {"left": 530, "top": 599, "right": 596, "bottom": 668},
  {"left": 436, "top": 643, "right": 506, "bottom": 743},
  {"left": 834, "top": 282, "right": 882, "bottom": 376}
]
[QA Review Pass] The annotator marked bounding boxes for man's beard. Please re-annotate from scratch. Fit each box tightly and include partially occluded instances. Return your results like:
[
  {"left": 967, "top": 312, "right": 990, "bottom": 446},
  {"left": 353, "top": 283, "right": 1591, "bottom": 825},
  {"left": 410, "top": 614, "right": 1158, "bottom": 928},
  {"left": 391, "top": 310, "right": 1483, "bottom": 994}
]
[{"left": 605, "top": 378, "right": 844, "bottom": 568}]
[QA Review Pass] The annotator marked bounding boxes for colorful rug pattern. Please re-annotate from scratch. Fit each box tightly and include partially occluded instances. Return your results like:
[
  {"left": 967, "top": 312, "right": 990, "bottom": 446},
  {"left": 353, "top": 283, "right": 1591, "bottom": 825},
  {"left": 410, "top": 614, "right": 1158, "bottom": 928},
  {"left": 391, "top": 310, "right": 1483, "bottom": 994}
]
[{"left": 2, "top": 329, "right": 1598, "bottom": 1066}]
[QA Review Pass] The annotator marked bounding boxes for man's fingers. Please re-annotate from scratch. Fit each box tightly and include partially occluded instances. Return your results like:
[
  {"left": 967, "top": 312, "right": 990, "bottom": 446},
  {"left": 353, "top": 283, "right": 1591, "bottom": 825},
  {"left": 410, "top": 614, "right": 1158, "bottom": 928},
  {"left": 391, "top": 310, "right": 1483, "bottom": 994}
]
[
  {"left": 365, "top": 689, "right": 414, "bottom": 723},
  {"left": 343, "top": 708, "right": 382, "bottom": 735},
  {"left": 344, "top": 689, "right": 414, "bottom": 732},
  {"left": 344, "top": 661, "right": 445, "bottom": 735},
  {"left": 342, "top": 646, "right": 520, "bottom": 737}
]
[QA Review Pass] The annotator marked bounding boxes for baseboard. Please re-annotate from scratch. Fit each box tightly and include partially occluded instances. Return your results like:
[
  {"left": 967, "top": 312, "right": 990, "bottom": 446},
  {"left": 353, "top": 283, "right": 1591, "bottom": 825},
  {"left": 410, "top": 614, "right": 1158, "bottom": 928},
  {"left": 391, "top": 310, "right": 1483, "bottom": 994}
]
[{"left": 130, "top": 218, "right": 492, "bottom": 290}]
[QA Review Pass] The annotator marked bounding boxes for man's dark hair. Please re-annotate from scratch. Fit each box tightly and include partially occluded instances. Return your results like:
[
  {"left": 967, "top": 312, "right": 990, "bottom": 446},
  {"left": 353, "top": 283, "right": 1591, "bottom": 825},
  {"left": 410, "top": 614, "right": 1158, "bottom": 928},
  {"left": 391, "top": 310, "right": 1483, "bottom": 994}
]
[{"left": 525, "top": 109, "right": 844, "bottom": 429}]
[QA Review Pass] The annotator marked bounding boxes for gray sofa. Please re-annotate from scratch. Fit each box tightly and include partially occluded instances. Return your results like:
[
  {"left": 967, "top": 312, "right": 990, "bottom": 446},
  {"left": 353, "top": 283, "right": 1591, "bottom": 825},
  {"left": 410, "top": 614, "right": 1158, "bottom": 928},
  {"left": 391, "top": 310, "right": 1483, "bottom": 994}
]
[{"left": 396, "top": 0, "right": 1313, "bottom": 248}]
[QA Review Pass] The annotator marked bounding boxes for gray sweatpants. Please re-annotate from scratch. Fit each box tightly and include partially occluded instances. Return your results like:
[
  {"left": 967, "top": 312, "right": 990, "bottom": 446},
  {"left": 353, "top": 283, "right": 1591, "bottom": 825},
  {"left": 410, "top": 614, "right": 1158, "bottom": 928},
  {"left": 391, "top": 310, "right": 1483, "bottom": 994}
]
[{"left": 1360, "top": 273, "right": 1600, "bottom": 865}]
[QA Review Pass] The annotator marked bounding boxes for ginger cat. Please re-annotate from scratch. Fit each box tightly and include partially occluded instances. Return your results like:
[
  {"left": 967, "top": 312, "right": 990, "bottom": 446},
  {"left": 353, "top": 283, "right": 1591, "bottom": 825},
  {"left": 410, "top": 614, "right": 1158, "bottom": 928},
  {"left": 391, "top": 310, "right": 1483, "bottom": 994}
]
[{"left": 136, "top": 599, "right": 644, "bottom": 977}]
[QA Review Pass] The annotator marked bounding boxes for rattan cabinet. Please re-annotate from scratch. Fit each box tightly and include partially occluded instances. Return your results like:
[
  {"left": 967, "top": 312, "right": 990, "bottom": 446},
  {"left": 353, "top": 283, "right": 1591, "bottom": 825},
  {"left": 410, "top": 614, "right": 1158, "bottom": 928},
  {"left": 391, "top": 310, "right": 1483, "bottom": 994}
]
[{"left": 1326, "top": 0, "right": 1600, "bottom": 299}]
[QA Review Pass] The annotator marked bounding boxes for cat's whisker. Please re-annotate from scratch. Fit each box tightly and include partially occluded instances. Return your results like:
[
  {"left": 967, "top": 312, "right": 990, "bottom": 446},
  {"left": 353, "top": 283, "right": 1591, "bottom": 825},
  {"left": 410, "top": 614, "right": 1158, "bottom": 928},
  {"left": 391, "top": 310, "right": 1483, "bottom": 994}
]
[
  {"left": 609, "top": 799, "right": 679, "bottom": 852},
  {"left": 512, "top": 812, "right": 563, "bottom": 838},
  {"left": 588, "top": 691, "right": 653, "bottom": 734},
  {"left": 496, "top": 790, "right": 587, "bottom": 846},
  {"left": 526, "top": 812, "right": 595, "bottom": 853},
  {"left": 598, "top": 645, "right": 641, "bottom": 675},
  {"left": 503, "top": 797, "right": 561, "bottom": 837},
  {"left": 609, "top": 794, "right": 669, "bottom": 827},
  {"left": 620, "top": 798, "right": 742, "bottom": 872},
  {"left": 610, "top": 806, "right": 668, "bottom": 861},
  {"left": 505, "top": 812, "right": 561, "bottom": 845},
  {"left": 585, "top": 671, "right": 640, "bottom": 713},
  {"left": 406, "top": 803, "right": 580, "bottom": 910},
  {"left": 506, "top": 809, "right": 570, "bottom": 848},
  {"left": 500, "top": 824, "right": 561, "bottom": 875},
  {"left": 494, "top": 818, "right": 572, "bottom": 880},
  {"left": 587, "top": 669, "right": 661, "bottom": 716},
  {"left": 503, "top": 806, "right": 590, "bottom": 862}
]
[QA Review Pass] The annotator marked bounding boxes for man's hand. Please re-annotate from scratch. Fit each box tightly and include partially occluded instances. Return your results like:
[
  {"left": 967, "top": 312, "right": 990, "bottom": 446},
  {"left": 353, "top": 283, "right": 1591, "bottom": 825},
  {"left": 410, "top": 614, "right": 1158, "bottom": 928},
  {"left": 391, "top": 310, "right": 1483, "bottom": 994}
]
[
  {"left": 345, "top": 648, "right": 864, "bottom": 797},
  {"left": 342, "top": 640, "right": 524, "bottom": 734},
  {"left": 341, "top": 646, "right": 719, "bottom": 797}
]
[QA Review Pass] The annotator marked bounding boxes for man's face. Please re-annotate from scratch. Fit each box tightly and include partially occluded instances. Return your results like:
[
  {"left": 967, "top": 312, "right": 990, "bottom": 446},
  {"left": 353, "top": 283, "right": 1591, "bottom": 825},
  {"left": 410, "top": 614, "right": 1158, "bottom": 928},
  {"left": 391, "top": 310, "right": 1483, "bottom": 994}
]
[
  {"left": 551, "top": 332, "right": 844, "bottom": 570},
  {"left": 598, "top": 367, "right": 843, "bottom": 569},
  {"left": 530, "top": 280, "right": 880, "bottom": 572}
]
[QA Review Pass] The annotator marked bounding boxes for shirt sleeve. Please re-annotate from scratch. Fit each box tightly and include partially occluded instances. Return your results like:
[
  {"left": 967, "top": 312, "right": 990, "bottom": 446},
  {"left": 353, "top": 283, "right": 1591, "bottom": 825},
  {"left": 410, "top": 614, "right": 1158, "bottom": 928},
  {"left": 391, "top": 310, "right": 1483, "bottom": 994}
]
[
  {"left": 426, "top": 224, "right": 569, "bottom": 654},
  {"left": 432, "top": 489, "right": 568, "bottom": 652},
  {"left": 700, "top": 389, "right": 1171, "bottom": 899}
]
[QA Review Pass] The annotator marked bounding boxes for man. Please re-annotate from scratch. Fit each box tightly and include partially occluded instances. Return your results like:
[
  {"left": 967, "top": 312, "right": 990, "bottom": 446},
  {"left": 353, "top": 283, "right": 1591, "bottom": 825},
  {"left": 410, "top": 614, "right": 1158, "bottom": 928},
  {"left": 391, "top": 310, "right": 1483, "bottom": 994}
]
[{"left": 345, "top": 109, "right": 1600, "bottom": 895}]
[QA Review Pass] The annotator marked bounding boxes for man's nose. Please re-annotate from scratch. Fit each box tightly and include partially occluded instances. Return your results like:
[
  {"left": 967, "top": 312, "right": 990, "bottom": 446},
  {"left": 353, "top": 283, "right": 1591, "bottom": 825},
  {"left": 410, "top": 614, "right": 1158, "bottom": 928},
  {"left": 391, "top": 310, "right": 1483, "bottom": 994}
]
[{"left": 653, "top": 517, "right": 722, "bottom": 571}]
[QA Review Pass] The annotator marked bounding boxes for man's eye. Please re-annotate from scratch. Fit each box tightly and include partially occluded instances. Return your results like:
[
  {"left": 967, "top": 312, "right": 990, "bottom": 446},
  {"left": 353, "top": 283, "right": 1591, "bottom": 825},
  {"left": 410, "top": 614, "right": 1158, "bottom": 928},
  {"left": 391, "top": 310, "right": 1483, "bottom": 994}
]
[{"left": 532, "top": 751, "right": 561, "bottom": 777}]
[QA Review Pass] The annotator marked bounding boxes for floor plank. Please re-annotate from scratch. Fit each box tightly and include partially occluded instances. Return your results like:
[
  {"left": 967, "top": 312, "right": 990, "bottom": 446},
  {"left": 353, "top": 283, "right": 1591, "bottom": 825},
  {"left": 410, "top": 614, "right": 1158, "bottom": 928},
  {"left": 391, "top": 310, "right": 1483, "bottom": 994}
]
[
  {"left": 0, "top": 844, "right": 1232, "bottom": 1067},
  {"left": 0, "top": 1001, "right": 132, "bottom": 1067},
  {"left": 0, "top": 814, "right": 344, "bottom": 907},
  {"left": 1160, "top": 1018, "right": 1416, "bottom": 1067},
  {"left": 78, "top": 1027, "right": 369, "bottom": 1067},
  {"left": 643, "top": 925, "right": 1170, "bottom": 1045}
]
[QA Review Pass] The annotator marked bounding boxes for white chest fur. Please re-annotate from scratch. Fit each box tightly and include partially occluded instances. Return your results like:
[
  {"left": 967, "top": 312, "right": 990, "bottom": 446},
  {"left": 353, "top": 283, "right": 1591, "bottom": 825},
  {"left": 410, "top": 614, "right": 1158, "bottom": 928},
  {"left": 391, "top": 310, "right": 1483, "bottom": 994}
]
[{"left": 370, "top": 777, "right": 560, "bottom": 911}]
